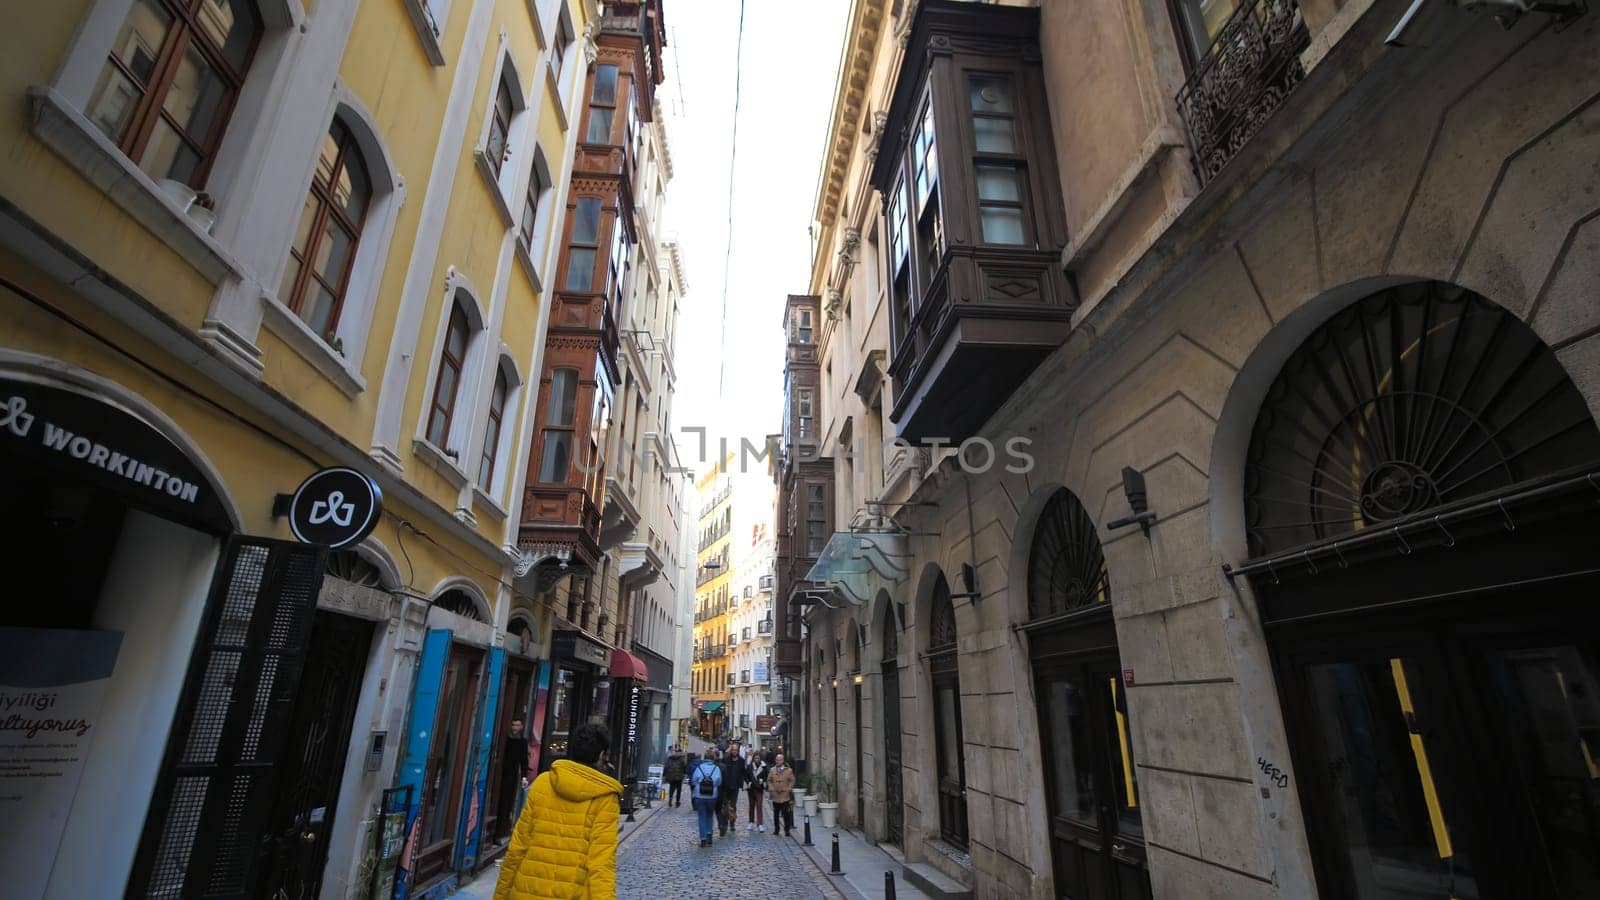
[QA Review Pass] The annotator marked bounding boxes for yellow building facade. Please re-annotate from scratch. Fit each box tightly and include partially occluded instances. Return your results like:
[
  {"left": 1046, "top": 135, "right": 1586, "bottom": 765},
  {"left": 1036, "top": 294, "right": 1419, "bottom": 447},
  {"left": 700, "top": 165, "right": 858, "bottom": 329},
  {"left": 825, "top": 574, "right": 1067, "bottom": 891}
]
[
  {"left": 691, "top": 455, "right": 734, "bottom": 736},
  {"left": 0, "top": 0, "right": 599, "bottom": 896}
]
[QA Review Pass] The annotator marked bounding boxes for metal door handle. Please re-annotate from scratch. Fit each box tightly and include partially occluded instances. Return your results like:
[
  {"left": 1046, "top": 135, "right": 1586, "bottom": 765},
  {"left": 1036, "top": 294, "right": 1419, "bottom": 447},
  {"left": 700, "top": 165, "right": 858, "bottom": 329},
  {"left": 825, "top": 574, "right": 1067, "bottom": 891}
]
[
  {"left": 1111, "top": 842, "right": 1127, "bottom": 853},
  {"left": 301, "top": 831, "right": 317, "bottom": 844}
]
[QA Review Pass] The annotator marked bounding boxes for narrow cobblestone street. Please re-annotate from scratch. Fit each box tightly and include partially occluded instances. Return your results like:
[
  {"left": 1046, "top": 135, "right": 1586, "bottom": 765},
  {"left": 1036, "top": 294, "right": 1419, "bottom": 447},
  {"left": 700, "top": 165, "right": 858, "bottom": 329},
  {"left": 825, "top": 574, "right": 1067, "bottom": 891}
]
[{"left": 615, "top": 801, "right": 846, "bottom": 900}]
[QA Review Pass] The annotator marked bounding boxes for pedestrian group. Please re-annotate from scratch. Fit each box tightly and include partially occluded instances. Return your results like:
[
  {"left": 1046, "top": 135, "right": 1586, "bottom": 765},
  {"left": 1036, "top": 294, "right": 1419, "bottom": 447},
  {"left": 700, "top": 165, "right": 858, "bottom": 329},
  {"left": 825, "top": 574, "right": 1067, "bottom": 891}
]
[{"left": 663, "top": 742, "right": 796, "bottom": 848}]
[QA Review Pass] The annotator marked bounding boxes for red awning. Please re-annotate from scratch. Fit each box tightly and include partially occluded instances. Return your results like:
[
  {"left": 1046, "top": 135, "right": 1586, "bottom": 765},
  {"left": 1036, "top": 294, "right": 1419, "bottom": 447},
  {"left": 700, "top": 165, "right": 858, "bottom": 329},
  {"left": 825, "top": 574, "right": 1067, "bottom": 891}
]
[{"left": 610, "top": 649, "right": 648, "bottom": 680}]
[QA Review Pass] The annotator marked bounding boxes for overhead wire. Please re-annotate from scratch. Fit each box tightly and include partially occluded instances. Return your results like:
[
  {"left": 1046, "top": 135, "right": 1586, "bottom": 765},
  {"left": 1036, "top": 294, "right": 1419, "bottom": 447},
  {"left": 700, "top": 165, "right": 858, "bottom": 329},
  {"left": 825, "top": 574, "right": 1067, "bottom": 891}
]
[{"left": 717, "top": 0, "right": 747, "bottom": 398}]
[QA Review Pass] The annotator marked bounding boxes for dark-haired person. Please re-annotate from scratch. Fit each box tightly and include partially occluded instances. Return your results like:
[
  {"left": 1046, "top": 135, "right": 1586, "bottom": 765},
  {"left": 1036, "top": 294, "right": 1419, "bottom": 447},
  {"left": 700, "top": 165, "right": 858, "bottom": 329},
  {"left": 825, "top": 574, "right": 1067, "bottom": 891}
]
[{"left": 494, "top": 723, "right": 621, "bottom": 899}]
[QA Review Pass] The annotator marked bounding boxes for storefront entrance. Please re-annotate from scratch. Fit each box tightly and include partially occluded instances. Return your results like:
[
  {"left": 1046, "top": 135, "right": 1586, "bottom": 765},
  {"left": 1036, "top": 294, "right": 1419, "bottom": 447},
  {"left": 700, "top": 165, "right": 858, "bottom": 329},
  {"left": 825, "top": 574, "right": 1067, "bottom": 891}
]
[
  {"left": 258, "top": 610, "right": 374, "bottom": 899},
  {"left": 1239, "top": 282, "right": 1600, "bottom": 899},
  {"left": 414, "top": 643, "right": 483, "bottom": 885},
  {"left": 1024, "top": 489, "right": 1151, "bottom": 900}
]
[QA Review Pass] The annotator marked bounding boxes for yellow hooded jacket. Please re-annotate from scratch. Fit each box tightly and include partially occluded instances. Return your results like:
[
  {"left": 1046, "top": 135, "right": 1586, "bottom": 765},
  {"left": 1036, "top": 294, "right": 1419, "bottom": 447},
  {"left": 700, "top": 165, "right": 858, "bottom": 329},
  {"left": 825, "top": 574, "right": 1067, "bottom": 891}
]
[{"left": 492, "top": 759, "right": 622, "bottom": 899}]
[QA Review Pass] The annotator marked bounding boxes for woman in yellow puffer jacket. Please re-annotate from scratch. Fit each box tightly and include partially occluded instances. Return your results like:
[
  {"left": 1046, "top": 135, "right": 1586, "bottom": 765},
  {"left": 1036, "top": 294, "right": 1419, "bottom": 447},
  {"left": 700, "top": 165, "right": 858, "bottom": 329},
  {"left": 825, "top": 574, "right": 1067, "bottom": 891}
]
[{"left": 494, "top": 723, "right": 622, "bottom": 900}]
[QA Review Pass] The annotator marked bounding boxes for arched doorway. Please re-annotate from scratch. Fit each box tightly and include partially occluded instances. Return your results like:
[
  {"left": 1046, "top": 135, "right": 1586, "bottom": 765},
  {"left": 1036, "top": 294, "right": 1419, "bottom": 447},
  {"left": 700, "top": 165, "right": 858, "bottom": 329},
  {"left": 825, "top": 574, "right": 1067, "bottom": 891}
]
[
  {"left": 1241, "top": 282, "right": 1600, "bottom": 898},
  {"left": 880, "top": 595, "right": 904, "bottom": 847},
  {"left": 1024, "top": 488, "right": 1150, "bottom": 899},
  {"left": 928, "top": 571, "right": 968, "bottom": 848}
]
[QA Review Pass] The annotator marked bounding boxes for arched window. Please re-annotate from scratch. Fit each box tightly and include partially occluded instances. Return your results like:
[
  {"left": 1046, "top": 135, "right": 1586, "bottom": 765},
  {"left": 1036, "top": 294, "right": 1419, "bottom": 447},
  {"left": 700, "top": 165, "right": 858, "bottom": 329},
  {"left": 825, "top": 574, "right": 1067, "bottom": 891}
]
[
  {"left": 478, "top": 363, "right": 510, "bottom": 488},
  {"left": 537, "top": 368, "right": 579, "bottom": 483},
  {"left": 881, "top": 596, "right": 904, "bottom": 845},
  {"left": 280, "top": 119, "right": 373, "bottom": 340},
  {"left": 1244, "top": 282, "right": 1600, "bottom": 558},
  {"left": 1027, "top": 488, "right": 1110, "bottom": 620},
  {"left": 519, "top": 148, "right": 553, "bottom": 250},
  {"left": 435, "top": 588, "right": 485, "bottom": 622},
  {"left": 85, "top": 0, "right": 263, "bottom": 188},
  {"left": 425, "top": 301, "right": 472, "bottom": 449},
  {"left": 927, "top": 571, "right": 967, "bottom": 848}
]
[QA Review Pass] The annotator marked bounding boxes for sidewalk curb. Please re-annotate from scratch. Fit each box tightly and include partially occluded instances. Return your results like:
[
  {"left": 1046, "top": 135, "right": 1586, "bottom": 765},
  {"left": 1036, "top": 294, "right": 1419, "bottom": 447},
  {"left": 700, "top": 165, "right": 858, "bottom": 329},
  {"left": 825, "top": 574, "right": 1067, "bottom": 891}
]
[
  {"left": 788, "top": 830, "right": 870, "bottom": 900},
  {"left": 617, "top": 800, "right": 664, "bottom": 846}
]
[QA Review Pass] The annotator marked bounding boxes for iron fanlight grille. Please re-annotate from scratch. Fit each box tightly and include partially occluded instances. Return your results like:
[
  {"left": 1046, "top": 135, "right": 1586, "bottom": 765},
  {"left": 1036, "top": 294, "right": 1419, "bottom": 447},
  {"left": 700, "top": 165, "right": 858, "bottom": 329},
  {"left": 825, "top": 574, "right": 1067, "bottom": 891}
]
[
  {"left": 1244, "top": 281, "right": 1600, "bottom": 558},
  {"left": 1027, "top": 489, "right": 1111, "bottom": 620},
  {"left": 928, "top": 573, "right": 958, "bottom": 664}
]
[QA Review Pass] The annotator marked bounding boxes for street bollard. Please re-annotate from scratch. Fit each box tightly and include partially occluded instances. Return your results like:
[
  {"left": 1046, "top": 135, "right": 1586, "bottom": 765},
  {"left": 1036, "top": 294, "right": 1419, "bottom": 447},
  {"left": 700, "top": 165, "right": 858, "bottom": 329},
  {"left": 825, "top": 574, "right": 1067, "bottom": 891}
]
[
  {"left": 830, "top": 833, "right": 844, "bottom": 875},
  {"left": 885, "top": 871, "right": 897, "bottom": 900},
  {"left": 803, "top": 816, "right": 814, "bottom": 846}
]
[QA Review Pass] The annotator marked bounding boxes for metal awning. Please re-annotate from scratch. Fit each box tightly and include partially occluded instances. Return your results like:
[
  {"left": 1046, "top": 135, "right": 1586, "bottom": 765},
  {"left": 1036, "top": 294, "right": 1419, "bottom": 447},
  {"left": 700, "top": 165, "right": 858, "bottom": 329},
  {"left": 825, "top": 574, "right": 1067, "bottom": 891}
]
[
  {"left": 803, "top": 530, "right": 912, "bottom": 605},
  {"left": 699, "top": 700, "right": 725, "bottom": 713}
]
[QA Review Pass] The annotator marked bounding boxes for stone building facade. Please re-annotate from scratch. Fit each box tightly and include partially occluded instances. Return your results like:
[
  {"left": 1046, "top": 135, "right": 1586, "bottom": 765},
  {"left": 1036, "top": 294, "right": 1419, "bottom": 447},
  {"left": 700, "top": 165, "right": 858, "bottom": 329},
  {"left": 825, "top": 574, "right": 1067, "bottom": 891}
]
[{"left": 788, "top": 0, "right": 1600, "bottom": 898}]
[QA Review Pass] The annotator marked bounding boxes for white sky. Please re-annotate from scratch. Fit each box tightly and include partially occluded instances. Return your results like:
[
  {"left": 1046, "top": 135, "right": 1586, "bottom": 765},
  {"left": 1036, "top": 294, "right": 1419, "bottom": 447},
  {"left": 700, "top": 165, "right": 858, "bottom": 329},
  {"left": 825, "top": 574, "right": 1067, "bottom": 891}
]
[{"left": 658, "top": 0, "right": 851, "bottom": 479}]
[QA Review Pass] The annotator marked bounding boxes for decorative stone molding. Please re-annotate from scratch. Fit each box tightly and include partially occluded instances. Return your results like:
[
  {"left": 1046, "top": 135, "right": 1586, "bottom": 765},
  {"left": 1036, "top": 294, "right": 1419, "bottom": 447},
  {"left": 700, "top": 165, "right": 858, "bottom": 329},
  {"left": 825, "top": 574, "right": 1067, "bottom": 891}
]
[
  {"left": 826, "top": 287, "right": 844, "bottom": 322},
  {"left": 865, "top": 110, "right": 890, "bottom": 164},
  {"left": 515, "top": 542, "right": 573, "bottom": 577},
  {"left": 583, "top": 20, "right": 599, "bottom": 64}
]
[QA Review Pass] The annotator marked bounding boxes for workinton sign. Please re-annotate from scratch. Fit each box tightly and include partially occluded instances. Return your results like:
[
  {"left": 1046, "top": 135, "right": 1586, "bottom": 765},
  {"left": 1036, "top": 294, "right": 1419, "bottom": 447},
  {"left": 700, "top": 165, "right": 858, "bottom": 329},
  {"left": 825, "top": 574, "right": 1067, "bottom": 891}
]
[{"left": 0, "top": 376, "right": 230, "bottom": 532}]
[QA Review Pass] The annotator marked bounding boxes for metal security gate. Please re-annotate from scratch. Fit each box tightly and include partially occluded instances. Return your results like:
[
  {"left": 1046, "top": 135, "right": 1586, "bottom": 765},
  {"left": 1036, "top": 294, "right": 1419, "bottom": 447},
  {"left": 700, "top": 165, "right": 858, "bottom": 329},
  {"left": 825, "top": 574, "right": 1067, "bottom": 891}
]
[
  {"left": 129, "top": 537, "right": 328, "bottom": 899},
  {"left": 258, "top": 611, "right": 374, "bottom": 900}
]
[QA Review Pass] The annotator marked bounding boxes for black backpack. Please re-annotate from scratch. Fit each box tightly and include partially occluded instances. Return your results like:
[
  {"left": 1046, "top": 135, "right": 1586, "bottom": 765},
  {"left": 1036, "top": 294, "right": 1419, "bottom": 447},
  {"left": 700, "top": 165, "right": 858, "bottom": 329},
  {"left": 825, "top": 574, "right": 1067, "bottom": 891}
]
[{"left": 696, "top": 762, "right": 717, "bottom": 797}]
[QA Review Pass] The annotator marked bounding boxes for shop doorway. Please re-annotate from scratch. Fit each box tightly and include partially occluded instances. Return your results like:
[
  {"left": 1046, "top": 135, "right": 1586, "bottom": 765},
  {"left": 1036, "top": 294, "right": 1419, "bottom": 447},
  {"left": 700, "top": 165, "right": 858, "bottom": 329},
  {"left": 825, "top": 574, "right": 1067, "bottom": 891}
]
[
  {"left": 414, "top": 644, "right": 484, "bottom": 885},
  {"left": 485, "top": 657, "right": 536, "bottom": 848},
  {"left": 927, "top": 572, "right": 968, "bottom": 849},
  {"left": 1023, "top": 488, "right": 1150, "bottom": 899},
  {"left": 257, "top": 610, "right": 374, "bottom": 900},
  {"left": 1238, "top": 282, "right": 1600, "bottom": 898}
]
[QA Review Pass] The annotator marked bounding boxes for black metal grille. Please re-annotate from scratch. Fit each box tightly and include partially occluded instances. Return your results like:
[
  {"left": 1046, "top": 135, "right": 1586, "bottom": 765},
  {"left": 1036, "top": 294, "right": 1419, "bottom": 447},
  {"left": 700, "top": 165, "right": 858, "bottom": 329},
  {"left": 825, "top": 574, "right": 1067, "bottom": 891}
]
[
  {"left": 1174, "top": 0, "right": 1310, "bottom": 184},
  {"left": 928, "top": 573, "right": 957, "bottom": 657},
  {"left": 1027, "top": 489, "right": 1111, "bottom": 620},
  {"left": 1244, "top": 282, "right": 1600, "bottom": 557}
]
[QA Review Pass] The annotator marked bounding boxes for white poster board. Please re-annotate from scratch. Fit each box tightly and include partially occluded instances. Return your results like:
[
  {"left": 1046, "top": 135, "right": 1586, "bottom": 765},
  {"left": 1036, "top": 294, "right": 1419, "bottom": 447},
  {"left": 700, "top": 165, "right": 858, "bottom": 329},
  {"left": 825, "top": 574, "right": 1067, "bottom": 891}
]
[{"left": 0, "top": 628, "right": 123, "bottom": 900}]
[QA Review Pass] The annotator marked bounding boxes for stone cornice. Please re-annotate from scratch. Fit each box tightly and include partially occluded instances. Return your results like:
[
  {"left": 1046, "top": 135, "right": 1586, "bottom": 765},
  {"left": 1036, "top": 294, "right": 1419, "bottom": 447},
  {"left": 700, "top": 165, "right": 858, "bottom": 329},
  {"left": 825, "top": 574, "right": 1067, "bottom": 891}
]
[{"left": 811, "top": 0, "right": 888, "bottom": 258}]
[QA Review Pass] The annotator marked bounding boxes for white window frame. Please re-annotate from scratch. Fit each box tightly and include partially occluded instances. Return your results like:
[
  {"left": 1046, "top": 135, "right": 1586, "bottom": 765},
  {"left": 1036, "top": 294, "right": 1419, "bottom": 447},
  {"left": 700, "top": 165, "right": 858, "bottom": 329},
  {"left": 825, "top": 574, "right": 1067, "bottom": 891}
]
[
  {"left": 472, "top": 351, "right": 524, "bottom": 515},
  {"left": 414, "top": 269, "right": 490, "bottom": 487},
  {"left": 514, "top": 144, "right": 556, "bottom": 289},
  {"left": 260, "top": 88, "right": 406, "bottom": 396},
  {"left": 545, "top": 3, "right": 578, "bottom": 130},
  {"left": 475, "top": 40, "right": 531, "bottom": 230},
  {"left": 402, "top": 0, "right": 450, "bottom": 65}
]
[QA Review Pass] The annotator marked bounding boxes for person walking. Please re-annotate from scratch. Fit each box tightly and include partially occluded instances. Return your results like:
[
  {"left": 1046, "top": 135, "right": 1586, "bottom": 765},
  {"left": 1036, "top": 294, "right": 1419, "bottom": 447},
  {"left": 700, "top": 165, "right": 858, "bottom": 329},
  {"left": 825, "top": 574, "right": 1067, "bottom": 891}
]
[
  {"left": 745, "top": 749, "right": 768, "bottom": 833},
  {"left": 689, "top": 750, "right": 722, "bottom": 847},
  {"left": 495, "top": 717, "right": 531, "bottom": 842},
  {"left": 663, "top": 744, "right": 687, "bottom": 808},
  {"left": 717, "top": 742, "right": 746, "bottom": 837},
  {"left": 766, "top": 753, "right": 796, "bottom": 838},
  {"left": 494, "top": 723, "right": 621, "bottom": 900}
]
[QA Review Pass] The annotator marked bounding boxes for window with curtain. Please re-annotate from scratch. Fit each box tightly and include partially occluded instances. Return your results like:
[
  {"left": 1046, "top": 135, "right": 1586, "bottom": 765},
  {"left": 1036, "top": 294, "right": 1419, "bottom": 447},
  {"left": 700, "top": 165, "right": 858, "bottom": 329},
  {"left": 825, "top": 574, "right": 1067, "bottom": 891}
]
[
  {"left": 486, "top": 75, "right": 515, "bottom": 178},
  {"left": 585, "top": 64, "right": 619, "bottom": 145},
  {"left": 279, "top": 119, "right": 373, "bottom": 340},
  {"left": 519, "top": 155, "right": 550, "bottom": 248},
  {"left": 426, "top": 302, "right": 472, "bottom": 449},
  {"left": 564, "top": 197, "right": 602, "bottom": 292},
  {"left": 969, "top": 73, "right": 1028, "bottom": 246},
  {"left": 478, "top": 366, "right": 509, "bottom": 487},
  {"left": 86, "top": 0, "right": 263, "bottom": 188},
  {"left": 537, "top": 368, "right": 578, "bottom": 482}
]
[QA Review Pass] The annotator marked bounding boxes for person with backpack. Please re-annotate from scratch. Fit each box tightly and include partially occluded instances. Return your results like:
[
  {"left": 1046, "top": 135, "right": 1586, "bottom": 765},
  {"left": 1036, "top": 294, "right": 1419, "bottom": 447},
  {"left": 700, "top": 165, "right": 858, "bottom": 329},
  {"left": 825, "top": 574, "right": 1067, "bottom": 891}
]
[{"left": 689, "top": 750, "right": 722, "bottom": 847}]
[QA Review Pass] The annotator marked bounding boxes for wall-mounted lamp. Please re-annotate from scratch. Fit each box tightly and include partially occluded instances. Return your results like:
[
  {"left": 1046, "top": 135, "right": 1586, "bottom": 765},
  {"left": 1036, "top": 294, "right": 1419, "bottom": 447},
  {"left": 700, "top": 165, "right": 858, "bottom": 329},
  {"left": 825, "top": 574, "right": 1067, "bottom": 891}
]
[
  {"left": 853, "top": 673, "right": 864, "bottom": 685},
  {"left": 1107, "top": 466, "right": 1158, "bottom": 536},
  {"left": 831, "top": 678, "right": 839, "bottom": 688}
]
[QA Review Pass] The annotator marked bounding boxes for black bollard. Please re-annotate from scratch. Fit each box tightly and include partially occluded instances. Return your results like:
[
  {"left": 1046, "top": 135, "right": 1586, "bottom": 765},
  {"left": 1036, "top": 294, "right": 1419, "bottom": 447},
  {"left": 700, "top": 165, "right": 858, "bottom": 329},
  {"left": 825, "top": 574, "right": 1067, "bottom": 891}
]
[
  {"left": 830, "top": 832, "right": 844, "bottom": 875},
  {"left": 803, "top": 816, "right": 814, "bottom": 846},
  {"left": 885, "top": 871, "right": 897, "bottom": 900}
]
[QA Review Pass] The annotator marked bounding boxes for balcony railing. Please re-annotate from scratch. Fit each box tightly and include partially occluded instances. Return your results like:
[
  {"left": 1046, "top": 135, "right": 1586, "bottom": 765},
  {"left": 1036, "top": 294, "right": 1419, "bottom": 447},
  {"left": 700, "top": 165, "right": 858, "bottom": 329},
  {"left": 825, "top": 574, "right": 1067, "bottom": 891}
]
[
  {"left": 758, "top": 619, "right": 773, "bottom": 635},
  {"left": 1175, "top": 0, "right": 1310, "bottom": 185},
  {"left": 758, "top": 574, "right": 774, "bottom": 591}
]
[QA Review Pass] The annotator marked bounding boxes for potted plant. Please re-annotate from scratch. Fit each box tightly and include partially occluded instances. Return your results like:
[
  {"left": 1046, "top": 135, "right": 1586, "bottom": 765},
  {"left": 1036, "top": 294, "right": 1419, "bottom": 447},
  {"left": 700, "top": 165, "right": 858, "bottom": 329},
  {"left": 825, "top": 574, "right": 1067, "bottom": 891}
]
[
  {"left": 813, "top": 773, "right": 838, "bottom": 828},
  {"left": 792, "top": 771, "right": 811, "bottom": 810}
]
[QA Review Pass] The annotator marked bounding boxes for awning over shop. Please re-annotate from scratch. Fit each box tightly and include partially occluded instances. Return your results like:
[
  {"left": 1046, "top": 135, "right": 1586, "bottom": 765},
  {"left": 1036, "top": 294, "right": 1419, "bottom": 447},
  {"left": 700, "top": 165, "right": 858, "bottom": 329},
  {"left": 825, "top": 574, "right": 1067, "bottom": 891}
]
[
  {"left": 803, "top": 530, "right": 912, "bottom": 605},
  {"left": 699, "top": 700, "right": 725, "bottom": 713},
  {"left": 610, "top": 649, "right": 648, "bottom": 680}
]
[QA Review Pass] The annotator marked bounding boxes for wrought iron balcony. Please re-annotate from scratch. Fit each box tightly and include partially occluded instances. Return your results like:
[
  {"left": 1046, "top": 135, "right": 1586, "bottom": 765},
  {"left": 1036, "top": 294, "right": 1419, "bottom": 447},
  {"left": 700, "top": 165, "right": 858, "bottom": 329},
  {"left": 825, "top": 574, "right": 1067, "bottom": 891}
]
[
  {"left": 758, "top": 619, "right": 773, "bottom": 635},
  {"left": 1175, "top": 0, "right": 1311, "bottom": 185}
]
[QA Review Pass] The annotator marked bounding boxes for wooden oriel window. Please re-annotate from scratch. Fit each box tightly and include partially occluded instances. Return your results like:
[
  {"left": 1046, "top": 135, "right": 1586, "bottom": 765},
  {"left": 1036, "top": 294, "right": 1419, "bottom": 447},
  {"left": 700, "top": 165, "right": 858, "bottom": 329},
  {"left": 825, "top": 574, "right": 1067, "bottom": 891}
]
[
  {"left": 805, "top": 482, "right": 827, "bottom": 556},
  {"left": 279, "top": 120, "right": 373, "bottom": 339},
  {"left": 563, "top": 197, "right": 602, "bottom": 292},
  {"left": 86, "top": 0, "right": 263, "bottom": 188},
  {"left": 605, "top": 207, "right": 630, "bottom": 324},
  {"left": 585, "top": 64, "right": 620, "bottom": 145},
  {"left": 537, "top": 368, "right": 579, "bottom": 483},
  {"left": 426, "top": 303, "right": 471, "bottom": 449},
  {"left": 478, "top": 367, "right": 510, "bottom": 487},
  {"left": 486, "top": 76, "right": 515, "bottom": 178}
]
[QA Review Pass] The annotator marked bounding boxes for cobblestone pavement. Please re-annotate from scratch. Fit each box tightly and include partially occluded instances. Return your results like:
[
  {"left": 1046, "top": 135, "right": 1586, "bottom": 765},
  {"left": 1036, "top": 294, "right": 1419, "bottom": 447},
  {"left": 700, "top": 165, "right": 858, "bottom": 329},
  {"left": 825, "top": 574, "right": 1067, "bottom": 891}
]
[{"left": 618, "top": 801, "right": 846, "bottom": 900}]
